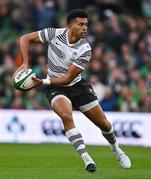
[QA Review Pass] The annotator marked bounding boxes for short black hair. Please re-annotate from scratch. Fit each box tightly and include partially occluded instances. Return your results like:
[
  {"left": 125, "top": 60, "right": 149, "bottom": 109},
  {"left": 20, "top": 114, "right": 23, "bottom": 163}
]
[{"left": 67, "top": 9, "right": 88, "bottom": 24}]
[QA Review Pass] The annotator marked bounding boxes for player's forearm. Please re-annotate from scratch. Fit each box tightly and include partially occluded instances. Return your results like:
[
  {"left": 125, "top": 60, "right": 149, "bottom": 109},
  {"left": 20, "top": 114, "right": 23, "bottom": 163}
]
[
  {"left": 50, "top": 74, "right": 73, "bottom": 86},
  {"left": 43, "top": 65, "right": 83, "bottom": 86},
  {"left": 19, "top": 35, "right": 30, "bottom": 65}
]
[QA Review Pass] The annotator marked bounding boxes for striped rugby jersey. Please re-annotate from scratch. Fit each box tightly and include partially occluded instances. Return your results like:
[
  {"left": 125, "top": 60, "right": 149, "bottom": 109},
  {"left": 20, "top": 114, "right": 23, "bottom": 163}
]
[{"left": 38, "top": 28, "right": 92, "bottom": 86}]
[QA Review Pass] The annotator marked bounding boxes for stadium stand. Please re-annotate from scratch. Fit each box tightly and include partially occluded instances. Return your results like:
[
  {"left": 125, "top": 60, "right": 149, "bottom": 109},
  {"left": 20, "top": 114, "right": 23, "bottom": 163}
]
[{"left": 0, "top": 0, "right": 151, "bottom": 112}]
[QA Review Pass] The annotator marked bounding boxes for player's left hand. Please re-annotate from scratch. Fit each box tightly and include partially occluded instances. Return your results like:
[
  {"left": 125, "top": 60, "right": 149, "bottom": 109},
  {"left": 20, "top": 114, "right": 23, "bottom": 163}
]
[{"left": 28, "top": 77, "right": 43, "bottom": 89}]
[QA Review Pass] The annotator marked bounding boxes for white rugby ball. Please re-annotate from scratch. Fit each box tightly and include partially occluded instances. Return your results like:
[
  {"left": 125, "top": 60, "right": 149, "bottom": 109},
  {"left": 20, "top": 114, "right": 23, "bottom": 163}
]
[{"left": 13, "top": 68, "right": 36, "bottom": 90}]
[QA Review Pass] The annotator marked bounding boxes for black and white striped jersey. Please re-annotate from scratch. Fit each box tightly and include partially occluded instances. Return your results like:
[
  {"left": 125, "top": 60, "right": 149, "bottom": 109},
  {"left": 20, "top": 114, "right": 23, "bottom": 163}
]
[{"left": 38, "top": 28, "right": 91, "bottom": 86}]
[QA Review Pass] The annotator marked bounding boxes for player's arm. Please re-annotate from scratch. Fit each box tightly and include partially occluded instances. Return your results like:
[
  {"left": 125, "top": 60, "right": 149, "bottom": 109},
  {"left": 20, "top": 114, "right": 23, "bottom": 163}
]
[
  {"left": 20, "top": 32, "right": 40, "bottom": 66},
  {"left": 14, "top": 28, "right": 56, "bottom": 77},
  {"left": 32, "top": 64, "right": 83, "bottom": 87},
  {"left": 32, "top": 45, "right": 91, "bottom": 88},
  {"left": 49, "top": 64, "right": 83, "bottom": 85},
  {"left": 13, "top": 32, "right": 40, "bottom": 77}
]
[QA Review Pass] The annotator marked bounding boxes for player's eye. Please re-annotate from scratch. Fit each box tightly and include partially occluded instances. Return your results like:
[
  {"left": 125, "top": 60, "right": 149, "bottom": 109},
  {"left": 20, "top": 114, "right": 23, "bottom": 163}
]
[
  {"left": 79, "top": 23, "right": 84, "bottom": 26},
  {"left": 79, "top": 23, "right": 87, "bottom": 27}
]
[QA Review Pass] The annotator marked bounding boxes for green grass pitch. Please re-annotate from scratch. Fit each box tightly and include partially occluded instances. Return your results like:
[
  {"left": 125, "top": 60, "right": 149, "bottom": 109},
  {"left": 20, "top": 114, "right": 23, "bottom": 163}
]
[{"left": 0, "top": 143, "right": 151, "bottom": 179}]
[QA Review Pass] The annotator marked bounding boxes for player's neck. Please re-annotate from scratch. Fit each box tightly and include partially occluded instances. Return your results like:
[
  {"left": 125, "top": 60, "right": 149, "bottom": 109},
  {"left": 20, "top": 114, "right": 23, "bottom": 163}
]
[{"left": 68, "top": 30, "right": 80, "bottom": 44}]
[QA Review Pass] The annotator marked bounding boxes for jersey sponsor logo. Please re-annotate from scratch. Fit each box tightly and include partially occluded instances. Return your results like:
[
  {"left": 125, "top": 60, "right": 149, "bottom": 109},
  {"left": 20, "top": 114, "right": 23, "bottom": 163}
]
[
  {"left": 52, "top": 91, "right": 58, "bottom": 95},
  {"left": 49, "top": 42, "right": 65, "bottom": 59},
  {"left": 89, "top": 88, "right": 93, "bottom": 92},
  {"left": 56, "top": 42, "right": 60, "bottom": 45}
]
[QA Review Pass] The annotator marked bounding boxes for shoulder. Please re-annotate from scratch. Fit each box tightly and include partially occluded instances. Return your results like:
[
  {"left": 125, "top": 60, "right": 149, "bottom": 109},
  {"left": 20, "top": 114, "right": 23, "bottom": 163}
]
[
  {"left": 55, "top": 28, "right": 68, "bottom": 36},
  {"left": 38, "top": 27, "right": 67, "bottom": 43},
  {"left": 74, "top": 38, "right": 91, "bottom": 51},
  {"left": 81, "top": 39, "right": 91, "bottom": 50},
  {"left": 78, "top": 39, "right": 91, "bottom": 56}
]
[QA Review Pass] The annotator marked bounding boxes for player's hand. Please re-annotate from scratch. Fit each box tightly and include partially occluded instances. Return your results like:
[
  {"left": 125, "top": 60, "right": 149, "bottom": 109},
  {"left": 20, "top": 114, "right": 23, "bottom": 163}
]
[
  {"left": 13, "top": 63, "right": 28, "bottom": 79},
  {"left": 28, "top": 77, "right": 43, "bottom": 89}
]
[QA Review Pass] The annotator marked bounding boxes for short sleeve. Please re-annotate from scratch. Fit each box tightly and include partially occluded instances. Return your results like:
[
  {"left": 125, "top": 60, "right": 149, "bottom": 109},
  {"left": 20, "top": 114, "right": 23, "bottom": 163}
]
[
  {"left": 38, "top": 28, "right": 56, "bottom": 43},
  {"left": 38, "top": 28, "right": 67, "bottom": 43},
  {"left": 73, "top": 47, "right": 92, "bottom": 70}
]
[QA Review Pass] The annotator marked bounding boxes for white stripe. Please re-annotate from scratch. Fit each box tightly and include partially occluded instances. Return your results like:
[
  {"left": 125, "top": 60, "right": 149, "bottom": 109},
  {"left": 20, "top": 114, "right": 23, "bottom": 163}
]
[
  {"left": 77, "top": 144, "right": 85, "bottom": 150},
  {"left": 79, "top": 100, "right": 98, "bottom": 113},
  {"left": 65, "top": 127, "right": 80, "bottom": 138},
  {"left": 73, "top": 62, "right": 84, "bottom": 70},
  {"left": 81, "top": 152, "right": 95, "bottom": 167},
  {"left": 71, "top": 138, "right": 83, "bottom": 145},
  {"left": 51, "top": 95, "right": 71, "bottom": 107},
  {"left": 38, "top": 31, "right": 44, "bottom": 43},
  {"left": 45, "top": 29, "right": 49, "bottom": 41}
]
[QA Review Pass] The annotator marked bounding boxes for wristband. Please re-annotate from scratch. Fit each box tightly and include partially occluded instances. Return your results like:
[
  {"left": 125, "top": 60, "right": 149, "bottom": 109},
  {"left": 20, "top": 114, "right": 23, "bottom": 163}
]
[{"left": 42, "top": 78, "right": 51, "bottom": 85}]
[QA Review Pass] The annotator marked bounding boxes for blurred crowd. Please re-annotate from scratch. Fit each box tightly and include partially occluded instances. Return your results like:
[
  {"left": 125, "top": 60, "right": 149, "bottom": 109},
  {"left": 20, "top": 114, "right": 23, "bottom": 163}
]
[{"left": 0, "top": 0, "right": 151, "bottom": 112}]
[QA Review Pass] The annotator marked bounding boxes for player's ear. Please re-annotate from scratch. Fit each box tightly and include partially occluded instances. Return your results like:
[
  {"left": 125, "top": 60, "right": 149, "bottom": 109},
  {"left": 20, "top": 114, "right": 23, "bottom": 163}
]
[
  {"left": 67, "top": 22, "right": 72, "bottom": 28},
  {"left": 67, "top": 20, "right": 75, "bottom": 28}
]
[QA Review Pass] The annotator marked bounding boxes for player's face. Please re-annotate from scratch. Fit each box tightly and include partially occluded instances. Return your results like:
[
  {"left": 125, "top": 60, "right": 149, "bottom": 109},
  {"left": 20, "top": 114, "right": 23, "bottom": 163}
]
[{"left": 69, "top": 17, "right": 88, "bottom": 38}]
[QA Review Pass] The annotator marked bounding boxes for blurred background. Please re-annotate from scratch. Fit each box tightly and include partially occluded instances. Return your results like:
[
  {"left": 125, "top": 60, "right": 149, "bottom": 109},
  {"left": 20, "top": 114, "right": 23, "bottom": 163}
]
[
  {"left": 0, "top": 0, "right": 151, "bottom": 112},
  {"left": 0, "top": 1, "right": 151, "bottom": 178}
]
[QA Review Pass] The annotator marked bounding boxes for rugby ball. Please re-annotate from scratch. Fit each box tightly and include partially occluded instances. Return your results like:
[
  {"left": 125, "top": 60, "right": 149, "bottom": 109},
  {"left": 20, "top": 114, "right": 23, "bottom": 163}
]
[{"left": 13, "top": 68, "right": 36, "bottom": 90}]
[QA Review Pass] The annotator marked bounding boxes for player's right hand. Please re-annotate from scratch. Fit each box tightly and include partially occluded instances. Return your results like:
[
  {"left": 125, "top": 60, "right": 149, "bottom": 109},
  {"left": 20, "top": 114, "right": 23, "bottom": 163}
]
[{"left": 13, "top": 63, "right": 28, "bottom": 79}]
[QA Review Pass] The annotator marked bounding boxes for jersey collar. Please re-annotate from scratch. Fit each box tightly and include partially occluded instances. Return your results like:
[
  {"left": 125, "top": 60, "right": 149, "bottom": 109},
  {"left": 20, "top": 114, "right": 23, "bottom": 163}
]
[{"left": 66, "top": 29, "right": 82, "bottom": 47}]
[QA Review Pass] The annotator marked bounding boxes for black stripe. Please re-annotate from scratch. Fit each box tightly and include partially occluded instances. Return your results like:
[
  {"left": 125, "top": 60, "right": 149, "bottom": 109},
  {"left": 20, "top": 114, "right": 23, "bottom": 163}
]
[
  {"left": 79, "top": 50, "right": 91, "bottom": 58},
  {"left": 47, "top": 58, "right": 67, "bottom": 73},
  {"left": 57, "top": 32, "right": 68, "bottom": 45},
  {"left": 73, "top": 140, "right": 84, "bottom": 148},
  {"left": 57, "top": 36, "right": 67, "bottom": 45},
  {"left": 68, "top": 134, "right": 82, "bottom": 142},
  {"left": 77, "top": 148, "right": 86, "bottom": 155},
  {"left": 49, "top": 42, "right": 65, "bottom": 59},
  {"left": 73, "top": 58, "right": 89, "bottom": 69}
]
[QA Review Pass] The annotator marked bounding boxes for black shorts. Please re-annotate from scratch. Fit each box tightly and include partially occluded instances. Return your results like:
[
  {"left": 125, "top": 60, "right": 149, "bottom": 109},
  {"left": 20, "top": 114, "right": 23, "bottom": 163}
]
[{"left": 45, "top": 78, "right": 98, "bottom": 112}]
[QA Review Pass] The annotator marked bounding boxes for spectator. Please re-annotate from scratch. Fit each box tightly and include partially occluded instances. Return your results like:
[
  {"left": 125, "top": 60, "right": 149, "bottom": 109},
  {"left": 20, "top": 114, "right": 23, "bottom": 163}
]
[
  {"left": 100, "top": 86, "right": 117, "bottom": 111},
  {"left": 0, "top": 0, "right": 151, "bottom": 112},
  {"left": 89, "top": 74, "right": 106, "bottom": 102},
  {"left": 35, "top": 0, "right": 57, "bottom": 29}
]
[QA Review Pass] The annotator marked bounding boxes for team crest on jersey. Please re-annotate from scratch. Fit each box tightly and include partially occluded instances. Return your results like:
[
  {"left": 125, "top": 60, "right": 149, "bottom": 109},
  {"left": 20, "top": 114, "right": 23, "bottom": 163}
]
[{"left": 71, "top": 51, "right": 78, "bottom": 59}]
